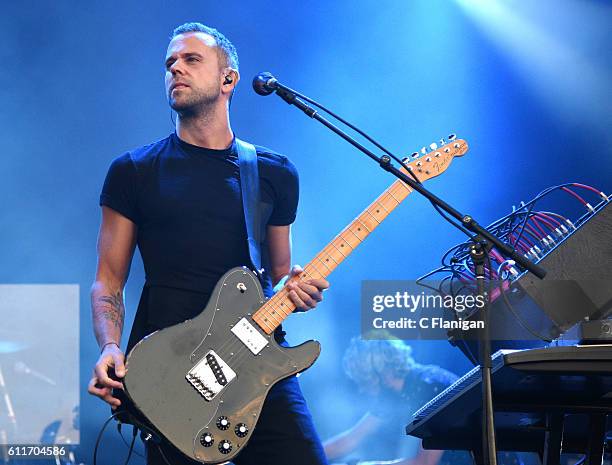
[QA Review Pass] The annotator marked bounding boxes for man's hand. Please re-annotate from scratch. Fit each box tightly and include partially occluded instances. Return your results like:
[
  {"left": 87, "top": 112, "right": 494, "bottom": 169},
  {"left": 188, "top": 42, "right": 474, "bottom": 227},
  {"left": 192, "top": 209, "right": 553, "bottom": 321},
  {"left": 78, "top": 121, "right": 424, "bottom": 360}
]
[
  {"left": 285, "top": 264, "right": 330, "bottom": 312},
  {"left": 87, "top": 344, "right": 126, "bottom": 409}
]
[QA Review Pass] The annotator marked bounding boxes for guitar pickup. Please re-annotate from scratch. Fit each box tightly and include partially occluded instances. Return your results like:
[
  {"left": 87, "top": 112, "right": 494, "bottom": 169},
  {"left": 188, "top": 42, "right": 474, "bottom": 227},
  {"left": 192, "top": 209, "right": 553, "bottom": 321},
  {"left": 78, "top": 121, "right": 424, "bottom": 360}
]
[
  {"left": 230, "top": 318, "right": 268, "bottom": 355},
  {"left": 186, "top": 350, "right": 236, "bottom": 401}
]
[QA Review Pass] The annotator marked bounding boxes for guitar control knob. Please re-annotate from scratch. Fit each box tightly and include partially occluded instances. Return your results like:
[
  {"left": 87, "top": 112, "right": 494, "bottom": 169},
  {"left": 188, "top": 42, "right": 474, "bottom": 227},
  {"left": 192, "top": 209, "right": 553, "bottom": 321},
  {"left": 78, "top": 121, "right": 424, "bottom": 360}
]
[
  {"left": 200, "top": 432, "right": 214, "bottom": 447},
  {"left": 218, "top": 440, "right": 232, "bottom": 454},
  {"left": 216, "top": 416, "right": 230, "bottom": 430},
  {"left": 235, "top": 423, "right": 249, "bottom": 438}
]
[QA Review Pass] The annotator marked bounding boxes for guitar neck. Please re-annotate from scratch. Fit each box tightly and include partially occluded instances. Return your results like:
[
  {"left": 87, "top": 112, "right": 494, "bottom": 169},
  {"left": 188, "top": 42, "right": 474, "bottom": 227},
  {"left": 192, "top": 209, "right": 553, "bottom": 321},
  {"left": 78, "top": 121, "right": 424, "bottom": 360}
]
[
  {"left": 251, "top": 137, "right": 468, "bottom": 335},
  {"left": 252, "top": 176, "right": 413, "bottom": 334}
]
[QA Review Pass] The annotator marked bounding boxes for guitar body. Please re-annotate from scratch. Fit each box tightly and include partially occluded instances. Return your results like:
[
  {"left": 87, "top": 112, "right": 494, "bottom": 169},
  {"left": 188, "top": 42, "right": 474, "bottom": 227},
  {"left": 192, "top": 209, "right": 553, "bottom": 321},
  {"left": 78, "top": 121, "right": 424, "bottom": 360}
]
[{"left": 123, "top": 267, "right": 321, "bottom": 464}]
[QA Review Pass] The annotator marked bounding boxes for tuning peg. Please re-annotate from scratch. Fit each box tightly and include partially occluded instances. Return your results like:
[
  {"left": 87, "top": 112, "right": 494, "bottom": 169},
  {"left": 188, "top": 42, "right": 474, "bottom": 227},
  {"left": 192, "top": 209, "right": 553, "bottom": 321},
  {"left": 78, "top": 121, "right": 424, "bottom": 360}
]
[
  {"left": 411, "top": 151, "right": 419, "bottom": 158},
  {"left": 420, "top": 146, "right": 427, "bottom": 155},
  {"left": 439, "top": 138, "right": 446, "bottom": 146},
  {"left": 448, "top": 133, "right": 457, "bottom": 141},
  {"left": 429, "top": 142, "right": 438, "bottom": 151}
]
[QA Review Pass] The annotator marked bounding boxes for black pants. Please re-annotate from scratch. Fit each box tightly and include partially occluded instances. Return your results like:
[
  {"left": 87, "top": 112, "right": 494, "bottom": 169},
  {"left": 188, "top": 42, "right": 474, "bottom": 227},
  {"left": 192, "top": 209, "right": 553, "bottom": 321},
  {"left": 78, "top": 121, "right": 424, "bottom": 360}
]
[{"left": 145, "top": 375, "right": 328, "bottom": 465}]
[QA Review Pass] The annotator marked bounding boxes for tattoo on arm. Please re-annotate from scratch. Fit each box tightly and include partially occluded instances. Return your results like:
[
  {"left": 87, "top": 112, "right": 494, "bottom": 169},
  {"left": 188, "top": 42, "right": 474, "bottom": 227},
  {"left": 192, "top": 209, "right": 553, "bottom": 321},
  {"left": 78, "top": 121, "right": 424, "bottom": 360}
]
[{"left": 96, "top": 291, "right": 125, "bottom": 330}]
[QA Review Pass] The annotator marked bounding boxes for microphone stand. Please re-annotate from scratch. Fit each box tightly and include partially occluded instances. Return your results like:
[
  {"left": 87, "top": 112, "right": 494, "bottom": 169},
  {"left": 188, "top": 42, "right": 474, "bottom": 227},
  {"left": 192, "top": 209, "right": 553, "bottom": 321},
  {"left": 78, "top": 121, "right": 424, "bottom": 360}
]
[{"left": 270, "top": 83, "right": 547, "bottom": 465}]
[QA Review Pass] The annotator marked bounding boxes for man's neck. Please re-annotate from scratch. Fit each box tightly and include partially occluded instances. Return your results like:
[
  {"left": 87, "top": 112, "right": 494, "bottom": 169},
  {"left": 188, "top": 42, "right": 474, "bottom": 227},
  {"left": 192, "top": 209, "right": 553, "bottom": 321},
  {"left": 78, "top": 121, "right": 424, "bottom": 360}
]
[{"left": 176, "top": 105, "right": 234, "bottom": 149}]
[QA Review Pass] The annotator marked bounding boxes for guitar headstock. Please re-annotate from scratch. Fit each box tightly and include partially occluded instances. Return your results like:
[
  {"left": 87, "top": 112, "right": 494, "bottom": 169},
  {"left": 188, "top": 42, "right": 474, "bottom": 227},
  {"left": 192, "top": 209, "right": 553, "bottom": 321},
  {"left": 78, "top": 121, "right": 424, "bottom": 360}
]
[{"left": 401, "top": 134, "right": 468, "bottom": 182}]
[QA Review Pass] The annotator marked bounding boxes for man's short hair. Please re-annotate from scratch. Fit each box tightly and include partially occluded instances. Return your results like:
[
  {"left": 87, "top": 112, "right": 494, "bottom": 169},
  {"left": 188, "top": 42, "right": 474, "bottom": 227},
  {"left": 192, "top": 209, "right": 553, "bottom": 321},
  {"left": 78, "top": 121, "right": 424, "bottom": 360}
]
[
  {"left": 171, "top": 22, "right": 239, "bottom": 71},
  {"left": 343, "top": 335, "right": 415, "bottom": 387}
]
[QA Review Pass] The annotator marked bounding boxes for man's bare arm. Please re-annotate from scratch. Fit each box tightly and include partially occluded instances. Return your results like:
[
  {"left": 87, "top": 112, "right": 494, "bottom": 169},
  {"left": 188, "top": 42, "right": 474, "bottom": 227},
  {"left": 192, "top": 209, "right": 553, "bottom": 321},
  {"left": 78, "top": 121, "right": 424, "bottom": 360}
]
[
  {"left": 266, "top": 225, "right": 292, "bottom": 286},
  {"left": 88, "top": 206, "right": 137, "bottom": 408},
  {"left": 91, "top": 206, "right": 136, "bottom": 347}
]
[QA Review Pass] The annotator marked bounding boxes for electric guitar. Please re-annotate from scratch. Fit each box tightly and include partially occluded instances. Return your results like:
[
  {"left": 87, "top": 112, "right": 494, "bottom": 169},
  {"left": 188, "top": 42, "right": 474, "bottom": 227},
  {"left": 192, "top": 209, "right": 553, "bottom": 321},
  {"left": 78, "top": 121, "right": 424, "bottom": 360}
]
[{"left": 123, "top": 137, "right": 469, "bottom": 464}]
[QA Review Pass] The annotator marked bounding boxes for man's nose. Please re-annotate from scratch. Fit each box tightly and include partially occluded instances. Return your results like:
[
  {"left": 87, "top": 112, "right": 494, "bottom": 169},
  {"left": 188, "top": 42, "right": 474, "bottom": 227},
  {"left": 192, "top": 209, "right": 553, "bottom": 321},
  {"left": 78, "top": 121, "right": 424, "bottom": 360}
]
[{"left": 169, "top": 60, "right": 183, "bottom": 75}]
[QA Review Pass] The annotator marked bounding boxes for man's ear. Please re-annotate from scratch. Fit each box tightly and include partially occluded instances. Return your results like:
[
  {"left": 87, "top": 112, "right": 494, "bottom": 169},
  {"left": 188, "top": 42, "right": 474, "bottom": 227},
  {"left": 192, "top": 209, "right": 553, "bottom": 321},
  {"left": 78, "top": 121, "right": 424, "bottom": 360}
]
[{"left": 222, "top": 68, "right": 239, "bottom": 90}]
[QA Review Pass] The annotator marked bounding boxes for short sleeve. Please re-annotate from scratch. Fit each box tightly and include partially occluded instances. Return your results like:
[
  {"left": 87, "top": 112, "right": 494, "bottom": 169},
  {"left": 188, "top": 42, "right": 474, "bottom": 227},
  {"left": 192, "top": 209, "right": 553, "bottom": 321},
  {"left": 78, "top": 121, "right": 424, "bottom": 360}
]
[
  {"left": 267, "top": 157, "right": 299, "bottom": 226},
  {"left": 99, "top": 153, "right": 140, "bottom": 224}
]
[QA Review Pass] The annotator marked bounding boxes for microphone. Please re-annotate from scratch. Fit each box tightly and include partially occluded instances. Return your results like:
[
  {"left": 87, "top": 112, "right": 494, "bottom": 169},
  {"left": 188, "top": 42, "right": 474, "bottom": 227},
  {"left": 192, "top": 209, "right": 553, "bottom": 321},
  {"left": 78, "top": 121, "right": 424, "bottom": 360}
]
[{"left": 252, "top": 72, "right": 279, "bottom": 96}]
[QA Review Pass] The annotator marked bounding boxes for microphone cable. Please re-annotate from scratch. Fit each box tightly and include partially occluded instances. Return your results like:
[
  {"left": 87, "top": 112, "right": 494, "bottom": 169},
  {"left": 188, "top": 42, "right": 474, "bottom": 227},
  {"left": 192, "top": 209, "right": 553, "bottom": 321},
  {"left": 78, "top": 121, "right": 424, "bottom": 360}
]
[{"left": 93, "top": 412, "right": 122, "bottom": 465}]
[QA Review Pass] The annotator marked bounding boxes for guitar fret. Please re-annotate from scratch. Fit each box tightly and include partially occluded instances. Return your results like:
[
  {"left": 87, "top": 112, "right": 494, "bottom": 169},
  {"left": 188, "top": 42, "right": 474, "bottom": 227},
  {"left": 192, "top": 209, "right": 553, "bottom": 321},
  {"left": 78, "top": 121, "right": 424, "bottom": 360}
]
[
  {"left": 316, "top": 256, "right": 332, "bottom": 273},
  {"left": 339, "top": 235, "right": 354, "bottom": 251},
  {"left": 331, "top": 242, "right": 347, "bottom": 258},
  {"left": 393, "top": 181, "right": 411, "bottom": 197},
  {"left": 386, "top": 188, "right": 401, "bottom": 205},
  {"left": 356, "top": 218, "right": 372, "bottom": 233},
  {"left": 255, "top": 315, "right": 275, "bottom": 333},
  {"left": 301, "top": 268, "right": 320, "bottom": 280},
  {"left": 396, "top": 179, "right": 412, "bottom": 192},
  {"left": 323, "top": 250, "right": 340, "bottom": 265},
  {"left": 305, "top": 262, "right": 323, "bottom": 278},
  {"left": 269, "top": 296, "right": 291, "bottom": 318},
  {"left": 338, "top": 231, "right": 357, "bottom": 249},
  {"left": 265, "top": 308, "right": 282, "bottom": 326},
  {"left": 376, "top": 200, "right": 391, "bottom": 215},
  {"left": 365, "top": 209, "right": 381, "bottom": 224},
  {"left": 346, "top": 226, "right": 363, "bottom": 243}
]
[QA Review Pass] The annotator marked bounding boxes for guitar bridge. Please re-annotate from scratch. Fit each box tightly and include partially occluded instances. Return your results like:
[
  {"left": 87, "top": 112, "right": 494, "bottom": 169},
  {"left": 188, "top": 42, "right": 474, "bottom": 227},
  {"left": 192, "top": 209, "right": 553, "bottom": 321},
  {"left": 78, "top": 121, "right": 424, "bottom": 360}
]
[{"left": 186, "top": 350, "right": 236, "bottom": 401}]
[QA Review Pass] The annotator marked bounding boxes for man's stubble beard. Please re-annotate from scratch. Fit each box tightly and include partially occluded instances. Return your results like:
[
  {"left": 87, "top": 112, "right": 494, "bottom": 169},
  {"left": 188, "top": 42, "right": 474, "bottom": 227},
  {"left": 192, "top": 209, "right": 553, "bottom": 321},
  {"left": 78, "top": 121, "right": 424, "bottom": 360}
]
[{"left": 169, "top": 87, "right": 221, "bottom": 120}]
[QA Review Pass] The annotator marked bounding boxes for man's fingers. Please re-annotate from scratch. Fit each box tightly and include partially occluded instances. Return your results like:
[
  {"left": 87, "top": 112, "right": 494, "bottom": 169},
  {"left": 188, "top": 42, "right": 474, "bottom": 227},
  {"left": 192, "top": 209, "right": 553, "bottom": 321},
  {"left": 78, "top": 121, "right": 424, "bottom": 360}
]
[
  {"left": 308, "top": 278, "right": 330, "bottom": 291},
  {"left": 112, "top": 353, "right": 126, "bottom": 378},
  {"left": 293, "top": 281, "right": 323, "bottom": 302},
  {"left": 88, "top": 376, "right": 122, "bottom": 407},
  {"left": 285, "top": 264, "right": 329, "bottom": 311},
  {"left": 289, "top": 264, "right": 303, "bottom": 277},
  {"left": 87, "top": 377, "right": 104, "bottom": 396},
  {"left": 94, "top": 370, "right": 123, "bottom": 390},
  {"left": 94, "top": 360, "right": 124, "bottom": 390},
  {"left": 104, "top": 393, "right": 122, "bottom": 408},
  {"left": 288, "top": 285, "right": 316, "bottom": 309},
  {"left": 288, "top": 289, "right": 309, "bottom": 311}
]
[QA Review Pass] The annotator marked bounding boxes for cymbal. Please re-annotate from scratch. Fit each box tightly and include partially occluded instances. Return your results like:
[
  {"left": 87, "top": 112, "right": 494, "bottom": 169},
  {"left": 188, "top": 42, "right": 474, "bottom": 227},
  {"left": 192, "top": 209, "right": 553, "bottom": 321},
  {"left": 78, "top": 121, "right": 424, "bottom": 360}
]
[{"left": 0, "top": 340, "right": 28, "bottom": 354}]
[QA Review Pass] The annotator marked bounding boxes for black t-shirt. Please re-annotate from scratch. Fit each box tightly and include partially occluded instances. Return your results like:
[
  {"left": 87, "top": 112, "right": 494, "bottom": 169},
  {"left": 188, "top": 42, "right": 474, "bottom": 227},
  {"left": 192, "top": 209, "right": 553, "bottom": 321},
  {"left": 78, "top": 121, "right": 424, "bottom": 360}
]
[{"left": 100, "top": 133, "right": 298, "bottom": 343}]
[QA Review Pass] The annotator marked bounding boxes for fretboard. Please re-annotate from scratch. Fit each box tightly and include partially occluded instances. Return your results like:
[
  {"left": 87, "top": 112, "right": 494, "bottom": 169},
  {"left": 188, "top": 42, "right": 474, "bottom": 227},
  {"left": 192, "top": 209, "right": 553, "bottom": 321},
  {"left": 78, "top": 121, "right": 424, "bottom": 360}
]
[{"left": 252, "top": 175, "right": 413, "bottom": 334}]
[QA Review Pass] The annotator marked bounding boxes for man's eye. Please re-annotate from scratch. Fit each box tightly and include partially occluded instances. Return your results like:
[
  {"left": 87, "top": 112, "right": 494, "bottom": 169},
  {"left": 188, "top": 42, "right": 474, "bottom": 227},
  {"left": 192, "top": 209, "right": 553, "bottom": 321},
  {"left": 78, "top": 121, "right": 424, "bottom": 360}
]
[{"left": 187, "top": 57, "right": 199, "bottom": 62}]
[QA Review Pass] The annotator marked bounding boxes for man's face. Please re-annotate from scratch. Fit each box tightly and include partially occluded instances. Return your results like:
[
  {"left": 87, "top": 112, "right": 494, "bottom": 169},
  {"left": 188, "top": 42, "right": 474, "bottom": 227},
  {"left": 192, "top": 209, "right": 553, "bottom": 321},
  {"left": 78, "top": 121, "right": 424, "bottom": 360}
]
[{"left": 164, "top": 32, "right": 225, "bottom": 114}]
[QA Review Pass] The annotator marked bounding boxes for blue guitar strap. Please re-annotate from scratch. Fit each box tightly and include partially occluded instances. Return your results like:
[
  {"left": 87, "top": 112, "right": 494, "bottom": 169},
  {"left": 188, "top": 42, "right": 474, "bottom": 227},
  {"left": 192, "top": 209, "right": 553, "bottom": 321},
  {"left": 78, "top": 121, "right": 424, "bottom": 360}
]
[{"left": 235, "top": 138, "right": 263, "bottom": 276}]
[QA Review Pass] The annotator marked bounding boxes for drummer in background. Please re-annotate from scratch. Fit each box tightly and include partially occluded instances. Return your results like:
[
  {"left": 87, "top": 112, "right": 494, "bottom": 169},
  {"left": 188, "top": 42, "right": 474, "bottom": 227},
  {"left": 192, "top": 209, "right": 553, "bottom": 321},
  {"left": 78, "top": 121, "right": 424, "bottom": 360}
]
[{"left": 324, "top": 336, "right": 468, "bottom": 465}]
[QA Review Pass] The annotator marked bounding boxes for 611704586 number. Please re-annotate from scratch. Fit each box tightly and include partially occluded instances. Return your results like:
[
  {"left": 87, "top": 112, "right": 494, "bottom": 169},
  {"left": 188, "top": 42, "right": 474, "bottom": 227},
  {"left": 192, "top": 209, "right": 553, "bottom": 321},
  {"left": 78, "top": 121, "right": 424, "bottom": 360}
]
[{"left": 6, "top": 445, "right": 67, "bottom": 459}]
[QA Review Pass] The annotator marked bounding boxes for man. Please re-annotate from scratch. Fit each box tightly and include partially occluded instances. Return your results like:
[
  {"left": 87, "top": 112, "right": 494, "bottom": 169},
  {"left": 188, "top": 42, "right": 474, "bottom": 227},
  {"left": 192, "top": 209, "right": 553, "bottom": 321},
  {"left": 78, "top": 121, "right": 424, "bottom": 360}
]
[
  {"left": 87, "top": 22, "right": 329, "bottom": 465},
  {"left": 324, "top": 337, "right": 463, "bottom": 465}
]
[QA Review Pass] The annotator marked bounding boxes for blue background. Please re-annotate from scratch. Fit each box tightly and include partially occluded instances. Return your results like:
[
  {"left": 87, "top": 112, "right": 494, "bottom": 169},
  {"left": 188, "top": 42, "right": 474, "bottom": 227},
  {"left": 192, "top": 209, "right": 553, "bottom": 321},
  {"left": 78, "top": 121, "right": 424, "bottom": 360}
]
[{"left": 1, "top": 0, "right": 610, "bottom": 462}]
